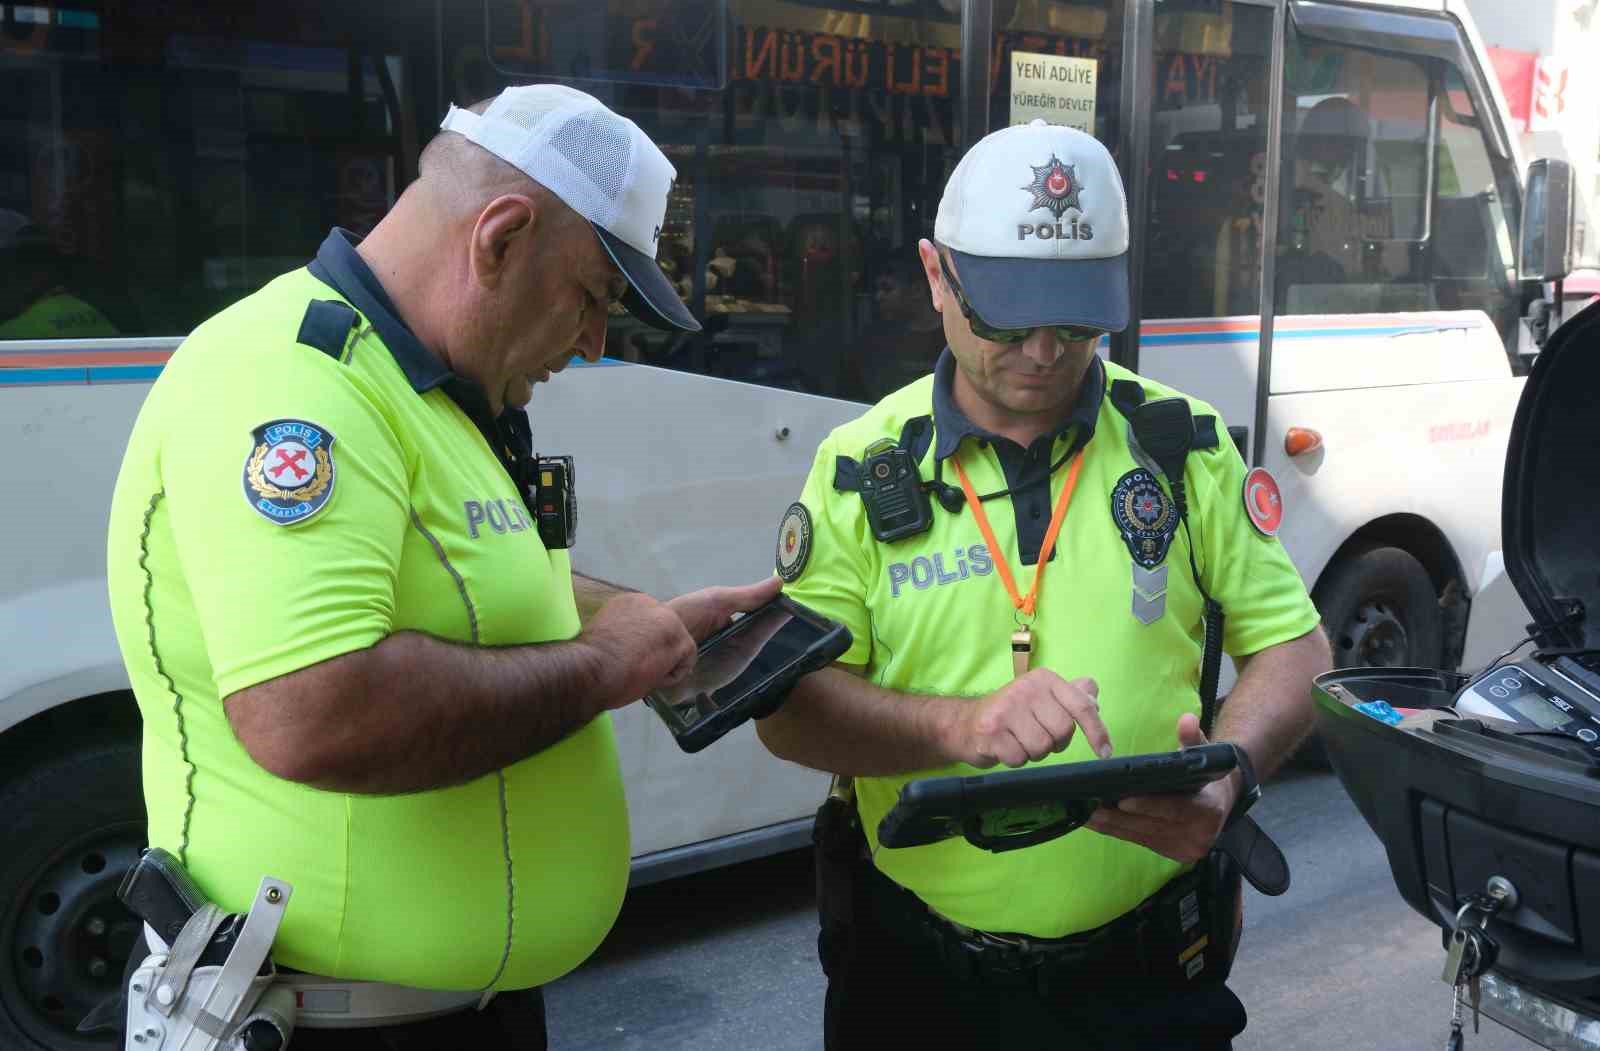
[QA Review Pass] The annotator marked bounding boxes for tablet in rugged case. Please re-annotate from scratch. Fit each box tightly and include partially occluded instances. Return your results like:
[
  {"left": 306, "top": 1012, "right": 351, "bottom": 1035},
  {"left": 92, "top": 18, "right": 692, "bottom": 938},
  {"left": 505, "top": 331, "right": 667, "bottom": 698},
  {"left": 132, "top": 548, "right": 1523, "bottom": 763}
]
[
  {"left": 877, "top": 742, "right": 1239, "bottom": 852},
  {"left": 645, "top": 594, "right": 851, "bottom": 753}
]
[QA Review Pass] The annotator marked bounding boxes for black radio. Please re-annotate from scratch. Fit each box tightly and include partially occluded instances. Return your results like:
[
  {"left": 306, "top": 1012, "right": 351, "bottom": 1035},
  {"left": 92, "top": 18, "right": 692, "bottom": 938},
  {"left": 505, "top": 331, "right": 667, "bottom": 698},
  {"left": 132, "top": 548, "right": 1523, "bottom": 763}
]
[
  {"left": 531, "top": 455, "right": 577, "bottom": 550},
  {"left": 858, "top": 438, "right": 933, "bottom": 542}
]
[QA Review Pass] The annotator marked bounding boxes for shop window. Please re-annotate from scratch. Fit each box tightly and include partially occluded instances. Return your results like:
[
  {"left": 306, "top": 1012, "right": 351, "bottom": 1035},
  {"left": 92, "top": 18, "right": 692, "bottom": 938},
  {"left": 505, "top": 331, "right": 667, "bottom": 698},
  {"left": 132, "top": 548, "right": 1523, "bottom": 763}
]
[
  {"left": 988, "top": 0, "right": 1123, "bottom": 150},
  {"left": 475, "top": 0, "right": 966, "bottom": 400}
]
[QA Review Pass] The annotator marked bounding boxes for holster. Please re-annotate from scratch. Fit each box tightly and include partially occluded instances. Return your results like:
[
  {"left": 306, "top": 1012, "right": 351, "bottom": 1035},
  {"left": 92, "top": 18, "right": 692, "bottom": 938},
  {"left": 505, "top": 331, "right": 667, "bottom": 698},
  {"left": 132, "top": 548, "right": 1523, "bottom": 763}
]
[
  {"left": 1102, "top": 846, "right": 1243, "bottom": 992},
  {"left": 813, "top": 776, "right": 866, "bottom": 982},
  {"left": 1103, "top": 844, "right": 1244, "bottom": 992},
  {"left": 1201, "top": 844, "right": 1246, "bottom": 985},
  {"left": 110, "top": 849, "right": 295, "bottom": 1051}
]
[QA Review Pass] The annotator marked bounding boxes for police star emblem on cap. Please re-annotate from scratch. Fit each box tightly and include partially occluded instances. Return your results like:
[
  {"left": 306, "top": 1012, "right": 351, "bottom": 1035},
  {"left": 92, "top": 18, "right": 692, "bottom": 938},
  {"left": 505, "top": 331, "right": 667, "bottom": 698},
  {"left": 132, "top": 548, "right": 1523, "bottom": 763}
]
[{"left": 1024, "top": 154, "right": 1082, "bottom": 220}]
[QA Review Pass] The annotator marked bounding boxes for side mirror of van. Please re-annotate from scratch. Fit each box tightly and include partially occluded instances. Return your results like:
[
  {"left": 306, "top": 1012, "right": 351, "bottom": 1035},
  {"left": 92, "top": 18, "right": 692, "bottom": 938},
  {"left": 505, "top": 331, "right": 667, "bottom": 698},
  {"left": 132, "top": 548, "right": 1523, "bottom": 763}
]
[{"left": 1520, "top": 157, "right": 1575, "bottom": 283}]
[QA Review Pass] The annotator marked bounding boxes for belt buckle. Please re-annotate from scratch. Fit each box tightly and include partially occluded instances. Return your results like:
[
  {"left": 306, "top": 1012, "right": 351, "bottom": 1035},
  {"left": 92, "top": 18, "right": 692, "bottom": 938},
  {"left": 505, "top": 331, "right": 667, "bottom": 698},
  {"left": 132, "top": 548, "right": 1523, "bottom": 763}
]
[
  {"left": 976, "top": 927, "right": 1029, "bottom": 954},
  {"left": 943, "top": 920, "right": 1037, "bottom": 980}
]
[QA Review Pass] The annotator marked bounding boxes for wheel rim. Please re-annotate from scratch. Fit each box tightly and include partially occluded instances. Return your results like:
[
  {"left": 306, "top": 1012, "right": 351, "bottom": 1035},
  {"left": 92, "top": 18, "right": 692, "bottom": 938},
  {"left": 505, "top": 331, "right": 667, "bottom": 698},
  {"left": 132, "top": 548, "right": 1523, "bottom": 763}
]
[
  {"left": 5, "top": 821, "right": 144, "bottom": 1043},
  {"left": 1339, "top": 598, "right": 1412, "bottom": 668}
]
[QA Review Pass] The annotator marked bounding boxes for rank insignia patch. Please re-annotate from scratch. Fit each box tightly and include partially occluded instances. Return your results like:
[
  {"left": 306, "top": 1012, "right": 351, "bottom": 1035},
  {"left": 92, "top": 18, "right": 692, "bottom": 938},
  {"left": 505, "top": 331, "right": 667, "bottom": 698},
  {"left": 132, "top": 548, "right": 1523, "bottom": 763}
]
[
  {"left": 1111, "top": 468, "right": 1178, "bottom": 569},
  {"left": 1243, "top": 467, "right": 1283, "bottom": 536},
  {"left": 1131, "top": 563, "right": 1169, "bottom": 626},
  {"left": 775, "top": 502, "right": 813, "bottom": 583},
  {"left": 243, "top": 419, "right": 337, "bottom": 526}
]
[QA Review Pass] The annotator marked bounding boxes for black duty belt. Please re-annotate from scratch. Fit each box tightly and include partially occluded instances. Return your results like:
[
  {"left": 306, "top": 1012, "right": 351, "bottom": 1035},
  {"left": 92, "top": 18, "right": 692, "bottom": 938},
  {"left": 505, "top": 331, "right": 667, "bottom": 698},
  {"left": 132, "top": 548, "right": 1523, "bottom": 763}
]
[{"left": 862, "top": 859, "right": 1232, "bottom": 996}]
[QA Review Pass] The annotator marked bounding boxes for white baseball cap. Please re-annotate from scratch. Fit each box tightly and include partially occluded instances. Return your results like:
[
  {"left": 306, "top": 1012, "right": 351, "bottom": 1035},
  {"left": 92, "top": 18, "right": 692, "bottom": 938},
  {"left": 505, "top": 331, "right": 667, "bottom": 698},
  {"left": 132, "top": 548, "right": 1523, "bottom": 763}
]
[
  {"left": 934, "top": 120, "right": 1130, "bottom": 332},
  {"left": 439, "top": 85, "right": 699, "bottom": 332}
]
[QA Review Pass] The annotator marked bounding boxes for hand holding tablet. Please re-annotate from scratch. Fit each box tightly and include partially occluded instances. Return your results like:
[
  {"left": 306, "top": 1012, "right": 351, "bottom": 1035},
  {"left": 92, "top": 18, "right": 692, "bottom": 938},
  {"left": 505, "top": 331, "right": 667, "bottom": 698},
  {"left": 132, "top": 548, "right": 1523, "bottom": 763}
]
[
  {"left": 877, "top": 742, "right": 1240, "bottom": 852},
  {"left": 645, "top": 594, "right": 851, "bottom": 753}
]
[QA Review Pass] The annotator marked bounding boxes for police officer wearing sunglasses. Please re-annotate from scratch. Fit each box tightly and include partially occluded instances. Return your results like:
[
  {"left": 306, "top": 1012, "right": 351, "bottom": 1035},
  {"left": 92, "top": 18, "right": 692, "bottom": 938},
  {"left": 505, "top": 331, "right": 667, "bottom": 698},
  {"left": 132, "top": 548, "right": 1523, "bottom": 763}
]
[{"left": 757, "top": 122, "right": 1331, "bottom": 1049}]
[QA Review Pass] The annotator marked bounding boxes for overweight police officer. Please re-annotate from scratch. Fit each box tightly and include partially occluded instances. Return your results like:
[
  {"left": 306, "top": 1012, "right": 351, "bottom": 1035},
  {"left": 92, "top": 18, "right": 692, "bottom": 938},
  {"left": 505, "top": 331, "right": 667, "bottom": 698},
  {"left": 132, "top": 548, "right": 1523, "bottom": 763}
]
[
  {"left": 104, "top": 85, "right": 777, "bottom": 1048},
  {"left": 757, "top": 122, "right": 1332, "bottom": 1048}
]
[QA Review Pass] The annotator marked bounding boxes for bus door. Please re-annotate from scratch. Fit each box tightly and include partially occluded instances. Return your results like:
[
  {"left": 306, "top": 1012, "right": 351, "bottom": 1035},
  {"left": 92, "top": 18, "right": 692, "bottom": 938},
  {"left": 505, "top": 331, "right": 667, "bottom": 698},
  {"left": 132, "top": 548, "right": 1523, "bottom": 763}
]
[
  {"left": 1131, "top": 0, "right": 1278, "bottom": 454},
  {"left": 1259, "top": 2, "right": 1529, "bottom": 652},
  {"left": 1257, "top": 1, "right": 1536, "bottom": 673}
]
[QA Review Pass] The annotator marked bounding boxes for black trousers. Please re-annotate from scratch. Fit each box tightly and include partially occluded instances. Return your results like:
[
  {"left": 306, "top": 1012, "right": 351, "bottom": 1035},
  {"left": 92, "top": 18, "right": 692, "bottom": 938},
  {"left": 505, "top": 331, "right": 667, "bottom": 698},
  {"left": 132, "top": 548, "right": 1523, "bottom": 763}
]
[
  {"left": 821, "top": 866, "right": 1247, "bottom": 1050},
  {"left": 115, "top": 933, "right": 547, "bottom": 1050}
]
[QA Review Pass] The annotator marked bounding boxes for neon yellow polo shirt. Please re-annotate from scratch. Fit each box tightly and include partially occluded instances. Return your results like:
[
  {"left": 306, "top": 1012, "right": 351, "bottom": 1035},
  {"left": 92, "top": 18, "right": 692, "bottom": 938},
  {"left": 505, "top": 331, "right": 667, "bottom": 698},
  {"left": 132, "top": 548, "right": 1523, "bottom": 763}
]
[
  {"left": 106, "top": 230, "right": 626, "bottom": 992},
  {"left": 781, "top": 352, "right": 1318, "bottom": 938}
]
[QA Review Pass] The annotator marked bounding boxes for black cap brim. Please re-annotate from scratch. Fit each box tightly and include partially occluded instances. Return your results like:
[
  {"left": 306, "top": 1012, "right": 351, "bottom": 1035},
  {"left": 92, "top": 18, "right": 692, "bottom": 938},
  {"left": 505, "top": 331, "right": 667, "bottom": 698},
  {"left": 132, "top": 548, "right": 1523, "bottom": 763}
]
[
  {"left": 948, "top": 248, "right": 1129, "bottom": 333},
  {"left": 593, "top": 224, "right": 701, "bottom": 333}
]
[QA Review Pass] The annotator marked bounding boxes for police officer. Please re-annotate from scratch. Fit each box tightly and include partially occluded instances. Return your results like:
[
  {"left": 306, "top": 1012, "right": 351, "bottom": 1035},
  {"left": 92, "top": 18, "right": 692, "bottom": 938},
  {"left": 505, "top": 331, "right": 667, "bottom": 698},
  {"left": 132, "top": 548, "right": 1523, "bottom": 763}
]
[
  {"left": 757, "top": 122, "right": 1331, "bottom": 1048},
  {"left": 0, "top": 213, "right": 121, "bottom": 339},
  {"left": 105, "top": 85, "right": 777, "bottom": 1048}
]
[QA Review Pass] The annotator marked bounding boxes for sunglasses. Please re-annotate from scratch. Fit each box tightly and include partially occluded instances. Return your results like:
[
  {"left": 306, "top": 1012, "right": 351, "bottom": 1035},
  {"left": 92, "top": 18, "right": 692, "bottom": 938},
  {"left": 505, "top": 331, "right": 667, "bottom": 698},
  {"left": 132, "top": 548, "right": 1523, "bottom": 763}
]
[{"left": 938, "top": 253, "right": 1105, "bottom": 345}]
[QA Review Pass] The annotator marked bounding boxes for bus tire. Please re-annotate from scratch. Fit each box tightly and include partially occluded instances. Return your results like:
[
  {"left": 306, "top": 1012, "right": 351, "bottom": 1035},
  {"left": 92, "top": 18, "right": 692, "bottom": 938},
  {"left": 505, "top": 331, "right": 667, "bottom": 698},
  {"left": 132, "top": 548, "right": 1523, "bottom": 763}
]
[
  {"left": 0, "top": 735, "right": 145, "bottom": 1049},
  {"left": 1299, "top": 546, "right": 1444, "bottom": 765}
]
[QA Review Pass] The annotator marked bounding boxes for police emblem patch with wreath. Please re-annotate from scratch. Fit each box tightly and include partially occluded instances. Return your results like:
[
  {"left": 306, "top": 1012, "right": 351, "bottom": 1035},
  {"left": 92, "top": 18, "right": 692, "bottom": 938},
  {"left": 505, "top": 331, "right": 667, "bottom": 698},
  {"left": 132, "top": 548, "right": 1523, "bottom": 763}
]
[
  {"left": 1110, "top": 468, "right": 1177, "bottom": 568},
  {"left": 243, "top": 419, "right": 337, "bottom": 526},
  {"left": 775, "top": 502, "right": 813, "bottom": 583}
]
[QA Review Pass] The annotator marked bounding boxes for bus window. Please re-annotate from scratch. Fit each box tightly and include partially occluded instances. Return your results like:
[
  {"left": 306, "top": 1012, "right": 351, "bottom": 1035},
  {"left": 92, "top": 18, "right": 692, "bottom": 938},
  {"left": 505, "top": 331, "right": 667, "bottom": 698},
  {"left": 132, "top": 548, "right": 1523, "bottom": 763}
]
[
  {"left": 1276, "top": 32, "right": 1433, "bottom": 315},
  {"left": 1274, "top": 26, "right": 1522, "bottom": 340},
  {"left": 473, "top": 0, "right": 965, "bottom": 402},
  {"left": 0, "top": 1, "right": 434, "bottom": 341},
  {"left": 1138, "top": 0, "right": 1274, "bottom": 321},
  {"left": 987, "top": 0, "right": 1124, "bottom": 154},
  {"left": 1431, "top": 67, "right": 1519, "bottom": 344}
]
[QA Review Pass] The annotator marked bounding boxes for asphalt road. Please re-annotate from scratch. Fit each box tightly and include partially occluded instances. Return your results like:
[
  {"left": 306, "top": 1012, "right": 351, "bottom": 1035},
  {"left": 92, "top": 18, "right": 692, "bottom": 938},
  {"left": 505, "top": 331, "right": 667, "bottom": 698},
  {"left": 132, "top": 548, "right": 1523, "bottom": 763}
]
[{"left": 546, "top": 767, "right": 1541, "bottom": 1050}]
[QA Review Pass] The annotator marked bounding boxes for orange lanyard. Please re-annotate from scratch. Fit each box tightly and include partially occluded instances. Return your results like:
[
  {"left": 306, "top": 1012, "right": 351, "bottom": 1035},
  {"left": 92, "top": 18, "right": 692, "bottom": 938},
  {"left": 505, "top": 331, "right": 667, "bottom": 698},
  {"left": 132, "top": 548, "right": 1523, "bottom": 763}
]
[{"left": 950, "top": 448, "right": 1084, "bottom": 619}]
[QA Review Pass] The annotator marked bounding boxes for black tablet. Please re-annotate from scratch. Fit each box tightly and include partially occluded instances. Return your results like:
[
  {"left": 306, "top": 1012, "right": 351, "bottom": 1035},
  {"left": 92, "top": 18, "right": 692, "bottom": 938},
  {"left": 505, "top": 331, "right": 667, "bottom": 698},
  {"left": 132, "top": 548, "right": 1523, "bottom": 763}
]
[
  {"left": 645, "top": 594, "right": 852, "bottom": 753},
  {"left": 877, "top": 742, "right": 1239, "bottom": 852}
]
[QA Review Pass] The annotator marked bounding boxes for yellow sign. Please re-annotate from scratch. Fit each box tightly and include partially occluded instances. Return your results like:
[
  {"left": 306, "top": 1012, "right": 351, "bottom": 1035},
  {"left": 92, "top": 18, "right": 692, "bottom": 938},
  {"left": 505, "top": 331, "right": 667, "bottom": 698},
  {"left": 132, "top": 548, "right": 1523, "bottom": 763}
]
[{"left": 1009, "top": 51, "right": 1097, "bottom": 132}]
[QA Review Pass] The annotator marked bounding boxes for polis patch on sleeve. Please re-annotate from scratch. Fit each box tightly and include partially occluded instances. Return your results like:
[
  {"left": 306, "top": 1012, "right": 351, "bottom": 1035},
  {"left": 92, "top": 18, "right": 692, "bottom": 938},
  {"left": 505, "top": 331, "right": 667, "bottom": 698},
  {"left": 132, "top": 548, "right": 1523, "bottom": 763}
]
[
  {"left": 1243, "top": 466, "right": 1284, "bottom": 536},
  {"left": 243, "top": 418, "right": 337, "bottom": 526},
  {"left": 1110, "top": 468, "right": 1178, "bottom": 568},
  {"left": 775, "top": 502, "right": 813, "bottom": 583}
]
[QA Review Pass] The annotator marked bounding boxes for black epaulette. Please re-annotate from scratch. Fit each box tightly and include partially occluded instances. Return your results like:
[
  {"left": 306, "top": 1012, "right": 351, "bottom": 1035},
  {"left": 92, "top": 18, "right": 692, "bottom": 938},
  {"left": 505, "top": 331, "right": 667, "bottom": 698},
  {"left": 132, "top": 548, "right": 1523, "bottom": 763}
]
[
  {"left": 833, "top": 415, "right": 937, "bottom": 493},
  {"left": 1110, "top": 376, "right": 1229, "bottom": 737},
  {"left": 296, "top": 300, "right": 359, "bottom": 362},
  {"left": 1108, "top": 378, "right": 1219, "bottom": 451},
  {"left": 834, "top": 456, "right": 862, "bottom": 492}
]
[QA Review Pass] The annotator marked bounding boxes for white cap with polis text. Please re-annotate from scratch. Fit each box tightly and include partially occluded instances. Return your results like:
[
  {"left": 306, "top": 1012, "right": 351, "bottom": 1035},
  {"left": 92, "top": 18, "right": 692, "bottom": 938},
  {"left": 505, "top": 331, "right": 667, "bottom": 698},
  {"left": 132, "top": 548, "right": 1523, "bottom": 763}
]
[
  {"left": 934, "top": 119, "right": 1130, "bottom": 332},
  {"left": 439, "top": 85, "right": 699, "bottom": 332}
]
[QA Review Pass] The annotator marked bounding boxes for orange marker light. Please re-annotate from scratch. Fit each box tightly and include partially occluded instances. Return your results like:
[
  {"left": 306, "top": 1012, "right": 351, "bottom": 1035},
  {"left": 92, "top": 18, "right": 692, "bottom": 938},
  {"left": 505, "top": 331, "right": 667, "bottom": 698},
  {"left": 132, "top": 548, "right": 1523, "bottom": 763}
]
[{"left": 1284, "top": 427, "right": 1323, "bottom": 457}]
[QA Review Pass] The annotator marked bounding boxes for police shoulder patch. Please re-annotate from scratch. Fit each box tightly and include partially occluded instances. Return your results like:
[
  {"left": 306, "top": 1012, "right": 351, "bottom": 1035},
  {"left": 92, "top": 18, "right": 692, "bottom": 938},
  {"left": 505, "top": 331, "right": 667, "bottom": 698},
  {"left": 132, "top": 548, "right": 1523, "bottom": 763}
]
[
  {"left": 243, "top": 418, "right": 337, "bottom": 526},
  {"left": 1243, "top": 466, "right": 1284, "bottom": 536},
  {"left": 775, "top": 502, "right": 813, "bottom": 583},
  {"left": 1110, "top": 468, "right": 1178, "bottom": 568}
]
